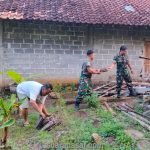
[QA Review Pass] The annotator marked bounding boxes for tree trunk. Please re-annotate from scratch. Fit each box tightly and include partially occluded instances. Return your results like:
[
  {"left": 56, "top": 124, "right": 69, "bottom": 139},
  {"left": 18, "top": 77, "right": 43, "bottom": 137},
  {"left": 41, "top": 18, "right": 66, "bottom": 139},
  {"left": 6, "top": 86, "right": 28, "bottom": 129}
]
[{"left": 2, "top": 127, "right": 8, "bottom": 145}]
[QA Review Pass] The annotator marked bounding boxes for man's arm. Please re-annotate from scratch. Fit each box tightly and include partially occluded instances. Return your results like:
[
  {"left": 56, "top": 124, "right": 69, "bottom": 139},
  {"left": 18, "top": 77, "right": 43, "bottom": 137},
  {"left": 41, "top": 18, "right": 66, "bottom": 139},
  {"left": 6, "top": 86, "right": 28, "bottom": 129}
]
[
  {"left": 87, "top": 67, "right": 101, "bottom": 74},
  {"left": 30, "top": 100, "right": 45, "bottom": 118},
  {"left": 107, "top": 62, "right": 116, "bottom": 70},
  {"left": 127, "top": 61, "right": 133, "bottom": 73}
]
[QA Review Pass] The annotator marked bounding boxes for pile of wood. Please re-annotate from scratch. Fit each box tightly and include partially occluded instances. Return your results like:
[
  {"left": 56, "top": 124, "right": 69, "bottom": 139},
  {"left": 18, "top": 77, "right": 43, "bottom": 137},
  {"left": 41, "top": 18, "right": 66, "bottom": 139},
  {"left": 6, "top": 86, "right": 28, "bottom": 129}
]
[
  {"left": 36, "top": 115, "right": 61, "bottom": 131},
  {"left": 113, "top": 103, "right": 150, "bottom": 131},
  {"left": 94, "top": 81, "right": 127, "bottom": 98},
  {"left": 94, "top": 81, "right": 150, "bottom": 98}
]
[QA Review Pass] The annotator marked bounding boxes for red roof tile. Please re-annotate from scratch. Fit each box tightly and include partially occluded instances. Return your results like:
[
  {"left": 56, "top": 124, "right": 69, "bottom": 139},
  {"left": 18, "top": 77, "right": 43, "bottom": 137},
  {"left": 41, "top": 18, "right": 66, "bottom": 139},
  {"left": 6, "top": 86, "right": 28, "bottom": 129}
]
[{"left": 0, "top": 0, "right": 150, "bottom": 26}]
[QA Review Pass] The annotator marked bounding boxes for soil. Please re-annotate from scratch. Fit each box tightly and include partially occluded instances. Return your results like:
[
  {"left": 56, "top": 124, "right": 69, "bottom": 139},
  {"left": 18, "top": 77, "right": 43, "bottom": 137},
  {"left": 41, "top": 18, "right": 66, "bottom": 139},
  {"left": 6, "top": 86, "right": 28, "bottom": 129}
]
[
  {"left": 125, "top": 129, "right": 144, "bottom": 140},
  {"left": 74, "top": 111, "right": 88, "bottom": 120},
  {"left": 107, "top": 136, "right": 115, "bottom": 143},
  {"left": 93, "top": 119, "right": 100, "bottom": 128}
]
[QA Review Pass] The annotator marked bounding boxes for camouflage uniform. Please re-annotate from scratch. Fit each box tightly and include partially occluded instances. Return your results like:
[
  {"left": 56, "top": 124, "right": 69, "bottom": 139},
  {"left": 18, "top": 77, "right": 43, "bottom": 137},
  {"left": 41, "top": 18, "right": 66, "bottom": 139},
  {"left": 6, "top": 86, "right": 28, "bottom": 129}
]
[
  {"left": 113, "top": 54, "right": 133, "bottom": 97},
  {"left": 75, "top": 61, "right": 93, "bottom": 109}
]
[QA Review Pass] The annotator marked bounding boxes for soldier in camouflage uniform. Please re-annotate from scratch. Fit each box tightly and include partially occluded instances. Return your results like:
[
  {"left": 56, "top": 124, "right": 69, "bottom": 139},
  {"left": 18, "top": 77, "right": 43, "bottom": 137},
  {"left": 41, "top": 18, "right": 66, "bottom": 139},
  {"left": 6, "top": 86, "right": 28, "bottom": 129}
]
[
  {"left": 108, "top": 46, "right": 134, "bottom": 98},
  {"left": 75, "top": 50, "right": 107, "bottom": 110}
]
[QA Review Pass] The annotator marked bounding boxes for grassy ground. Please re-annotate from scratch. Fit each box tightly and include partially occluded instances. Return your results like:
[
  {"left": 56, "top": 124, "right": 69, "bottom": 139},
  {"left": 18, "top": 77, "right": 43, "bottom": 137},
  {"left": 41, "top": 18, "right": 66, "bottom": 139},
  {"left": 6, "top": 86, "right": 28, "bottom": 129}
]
[{"left": 0, "top": 95, "right": 149, "bottom": 150}]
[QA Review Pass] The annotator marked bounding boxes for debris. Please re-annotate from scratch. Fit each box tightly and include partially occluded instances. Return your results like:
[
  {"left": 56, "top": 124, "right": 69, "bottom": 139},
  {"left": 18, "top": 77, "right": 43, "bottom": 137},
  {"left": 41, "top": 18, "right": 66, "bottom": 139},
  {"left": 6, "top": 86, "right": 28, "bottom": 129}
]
[
  {"left": 113, "top": 104, "right": 150, "bottom": 131},
  {"left": 55, "top": 131, "right": 66, "bottom": 139},
  {"left": 134, "top": 86, "right": 150, "bottom": 94},
  {"left": 103, "top": 102, "right": 116, "bottom": 116},
  {"left": 143, "top": 110, "right": 150, "bottom": 118},
  {"left": 93, "top": 82, "right": 113, "bottom": 91},
  {"left": 35, "top": 115, "right": 61, "bottom": 131}
]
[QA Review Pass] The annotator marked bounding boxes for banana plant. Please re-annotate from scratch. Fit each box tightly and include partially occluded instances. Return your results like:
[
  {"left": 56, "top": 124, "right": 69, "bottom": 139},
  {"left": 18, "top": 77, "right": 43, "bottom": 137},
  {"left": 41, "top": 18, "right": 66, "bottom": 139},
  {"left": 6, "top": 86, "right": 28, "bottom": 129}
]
[
  {"left": 6, "top": 70, "right": 41, "bottom": 84},
  {"left": 0, "top": 94, "right": 19, "bottom": 146},
  {"left": 6, "top": 70, "right": 25, "bottom": 84}
]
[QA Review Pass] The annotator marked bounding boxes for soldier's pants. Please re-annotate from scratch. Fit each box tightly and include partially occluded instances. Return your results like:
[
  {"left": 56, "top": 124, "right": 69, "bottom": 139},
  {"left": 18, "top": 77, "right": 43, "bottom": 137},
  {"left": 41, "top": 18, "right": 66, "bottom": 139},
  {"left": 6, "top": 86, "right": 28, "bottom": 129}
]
[
  {"left": 116, "top": 71, "right": 133, "bottom": 95},
  {"left": 76, "top": 77, "right": 93, "bottom": 104}
]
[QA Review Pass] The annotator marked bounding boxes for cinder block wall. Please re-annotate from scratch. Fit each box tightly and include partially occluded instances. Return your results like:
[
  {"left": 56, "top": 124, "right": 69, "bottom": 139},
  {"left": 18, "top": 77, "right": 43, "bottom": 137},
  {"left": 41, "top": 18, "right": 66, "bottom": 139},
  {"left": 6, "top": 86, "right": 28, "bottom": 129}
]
[
  {"left": 2, "top": 21, "right": 88, "bottom": 84},
  {"left": 0, "top": 21, "right": 3, "bottom": 88},
  {"left": 2, "top": 20, "right": 150, "bottom": 84}
]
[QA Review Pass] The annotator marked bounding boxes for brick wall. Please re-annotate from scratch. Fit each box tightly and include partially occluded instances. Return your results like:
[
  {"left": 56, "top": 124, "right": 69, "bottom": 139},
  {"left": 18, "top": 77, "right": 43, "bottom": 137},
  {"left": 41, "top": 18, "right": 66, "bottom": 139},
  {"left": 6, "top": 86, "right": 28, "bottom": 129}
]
[
  {"left": 0, "top": 21, "right": 3, "bottom": 87},
  {"left": 91, "top": 25, "right": 149, "bottom": 80},
  {"left": 3, "top": 21, "right": 88, "bottom": 83},
  {"left": 1, "top": 20, "right": 150, "bottom": 84}
]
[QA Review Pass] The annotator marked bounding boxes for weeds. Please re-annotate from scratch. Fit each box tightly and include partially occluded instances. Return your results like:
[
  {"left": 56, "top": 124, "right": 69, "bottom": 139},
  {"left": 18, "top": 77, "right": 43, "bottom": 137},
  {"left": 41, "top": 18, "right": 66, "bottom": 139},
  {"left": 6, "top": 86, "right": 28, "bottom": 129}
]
[{"left": 85, "top": 93, "right": 99, "bottom": 108}]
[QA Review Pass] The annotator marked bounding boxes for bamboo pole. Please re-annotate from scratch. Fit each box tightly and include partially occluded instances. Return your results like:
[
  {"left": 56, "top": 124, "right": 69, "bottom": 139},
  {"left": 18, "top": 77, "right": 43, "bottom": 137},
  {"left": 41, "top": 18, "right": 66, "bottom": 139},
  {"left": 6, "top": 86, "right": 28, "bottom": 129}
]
[
  {"left": 103, "top": 102, "right": 116, "bottom": 116},
  {"left": 94, "top": 82, "right": 113, "bottom": 91},
  {"left": 121, "top": 111, "right": 150, "bottom": 131}
]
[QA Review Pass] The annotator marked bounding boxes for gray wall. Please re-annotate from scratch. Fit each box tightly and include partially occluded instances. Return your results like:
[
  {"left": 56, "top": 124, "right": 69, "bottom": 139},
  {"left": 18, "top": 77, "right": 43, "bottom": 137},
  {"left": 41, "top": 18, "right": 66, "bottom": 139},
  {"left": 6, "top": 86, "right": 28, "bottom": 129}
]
[
  {"left": 1, "top": 20, "right": 150, "bottom": 84},
  {"left": 0, "top": 21, "right": 3, "bottom": 87}
]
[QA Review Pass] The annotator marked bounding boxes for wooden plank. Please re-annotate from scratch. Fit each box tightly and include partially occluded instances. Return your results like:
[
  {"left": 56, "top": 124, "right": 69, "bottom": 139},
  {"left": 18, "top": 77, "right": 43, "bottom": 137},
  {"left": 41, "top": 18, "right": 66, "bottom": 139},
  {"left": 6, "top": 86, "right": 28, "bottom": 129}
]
[
  {"left": 94, "top": 82, "right": 113, "bottom": 91},
  {"left": 99, "top": 85, "right": 116, "bottom": 97}
]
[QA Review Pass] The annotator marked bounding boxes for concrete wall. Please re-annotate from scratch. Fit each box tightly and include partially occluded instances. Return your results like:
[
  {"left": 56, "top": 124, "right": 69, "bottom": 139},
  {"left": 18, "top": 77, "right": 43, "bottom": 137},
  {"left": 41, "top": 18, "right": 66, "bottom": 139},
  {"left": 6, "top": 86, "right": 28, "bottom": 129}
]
[
  {"left": 92, "top": 25, "right": 147, "bottom": 80},
  {"left": 3, "top": 21, "right": 88, "bottom": 83},
  {"left": 0, "top": 21, "right": 3, "bottom": 88},
  {"left": 1, "top": 20, "right": 150, "bottom": 85}
]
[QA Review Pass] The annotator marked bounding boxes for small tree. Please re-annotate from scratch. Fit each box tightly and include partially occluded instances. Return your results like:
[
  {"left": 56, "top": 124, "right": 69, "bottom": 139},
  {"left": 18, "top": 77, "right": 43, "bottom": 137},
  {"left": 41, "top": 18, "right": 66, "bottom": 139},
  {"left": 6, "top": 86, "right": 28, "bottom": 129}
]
[{"left": 0, "top": 94, "right": 19, "bottom": 146}]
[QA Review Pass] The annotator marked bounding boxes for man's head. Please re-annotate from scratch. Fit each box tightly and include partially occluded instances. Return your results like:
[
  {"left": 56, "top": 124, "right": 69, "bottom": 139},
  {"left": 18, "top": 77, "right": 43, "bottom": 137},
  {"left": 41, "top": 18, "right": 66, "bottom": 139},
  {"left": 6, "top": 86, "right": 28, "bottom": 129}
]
[
  {"left": 119, "top": 45, "right": 127, "bottom": 55},
  {"left": 41, "top": 83, "right": 53, "bottom": 96},
  {"left": 87, "top": 49, "right": 94, "bottom": 61}
]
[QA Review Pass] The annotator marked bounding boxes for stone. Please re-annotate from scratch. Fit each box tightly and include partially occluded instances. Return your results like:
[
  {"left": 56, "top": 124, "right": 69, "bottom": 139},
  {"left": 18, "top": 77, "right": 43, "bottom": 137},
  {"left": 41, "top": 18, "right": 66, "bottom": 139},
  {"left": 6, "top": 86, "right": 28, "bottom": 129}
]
[{"left": 92, "top": 133, "right": 102, "bottom": 144}]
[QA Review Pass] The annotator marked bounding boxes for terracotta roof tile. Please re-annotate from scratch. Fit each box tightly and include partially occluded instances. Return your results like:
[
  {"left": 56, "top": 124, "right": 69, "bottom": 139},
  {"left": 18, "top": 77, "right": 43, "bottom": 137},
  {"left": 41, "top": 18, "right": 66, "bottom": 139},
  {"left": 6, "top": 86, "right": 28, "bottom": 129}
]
[{"left": 0, "top": 0, "right": 150, "bottom": 26}]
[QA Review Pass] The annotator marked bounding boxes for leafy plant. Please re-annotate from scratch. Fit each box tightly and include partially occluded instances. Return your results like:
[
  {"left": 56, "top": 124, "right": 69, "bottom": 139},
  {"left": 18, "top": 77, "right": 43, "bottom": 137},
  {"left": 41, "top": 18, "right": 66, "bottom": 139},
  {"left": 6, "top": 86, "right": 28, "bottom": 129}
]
[
  {"left": 0, "top": 94, "right": 20, "bottom": 146},
  {"left": 53, "top": 83, "right": 63, "bottom": 93},
  {"left": 85, "top": 93, "right": 99, "bottom": 108},
  {"left": 6, "top": 70, "right": 25, "bottom": 84},
  {"left": 99, "top": 121, "right": 123, "bottom": 137}
]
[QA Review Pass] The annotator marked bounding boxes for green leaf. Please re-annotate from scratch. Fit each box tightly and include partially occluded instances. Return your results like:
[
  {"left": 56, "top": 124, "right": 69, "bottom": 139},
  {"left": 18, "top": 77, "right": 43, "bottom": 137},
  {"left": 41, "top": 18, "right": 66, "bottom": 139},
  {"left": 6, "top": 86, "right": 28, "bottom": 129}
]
[
  {"left": 0, "top": 72, "right": 2, "bottom": 75},
  {"left": 0, "top": 116, "right": 3, "bottom": 122},
  {"left": 7, "top": 94, "right": 17, "bottom": 110},
  {"left": 0, "top": 98, "right": 9, "bottom": 117},
  {"left": 0, "top": 118, "right": 15, "bottom": 129},
  {"left": 6, "top": 70, "right": 25, "bottom": 84}
]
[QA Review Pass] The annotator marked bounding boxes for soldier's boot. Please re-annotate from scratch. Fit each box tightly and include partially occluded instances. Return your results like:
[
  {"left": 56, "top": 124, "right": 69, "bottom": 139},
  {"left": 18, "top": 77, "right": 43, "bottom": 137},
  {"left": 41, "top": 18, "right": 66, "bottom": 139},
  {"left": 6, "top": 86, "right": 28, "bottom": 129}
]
[
  {"left": 117, "top": 91, "right": 121, "bottom": 98},
  {"left": 74, "top": 101, "right": 80, "bottom": 111},
  {"left": 128, "top": 88, "right": 136, "bottom": 97}
]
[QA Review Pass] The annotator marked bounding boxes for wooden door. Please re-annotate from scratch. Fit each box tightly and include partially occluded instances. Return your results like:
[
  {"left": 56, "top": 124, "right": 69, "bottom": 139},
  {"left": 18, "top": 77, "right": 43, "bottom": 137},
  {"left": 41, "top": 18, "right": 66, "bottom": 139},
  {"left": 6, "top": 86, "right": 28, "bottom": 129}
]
[{"left": 144, "top": 42, "right": 150, "bottom": 74}]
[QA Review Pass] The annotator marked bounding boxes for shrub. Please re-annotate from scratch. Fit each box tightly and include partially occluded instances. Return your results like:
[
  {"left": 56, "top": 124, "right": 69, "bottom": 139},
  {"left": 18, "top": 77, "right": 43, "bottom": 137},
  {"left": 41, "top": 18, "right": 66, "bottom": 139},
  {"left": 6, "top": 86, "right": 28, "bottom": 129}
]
[{"left": 85, "top": 93, "right": 99, "bottom": 108}]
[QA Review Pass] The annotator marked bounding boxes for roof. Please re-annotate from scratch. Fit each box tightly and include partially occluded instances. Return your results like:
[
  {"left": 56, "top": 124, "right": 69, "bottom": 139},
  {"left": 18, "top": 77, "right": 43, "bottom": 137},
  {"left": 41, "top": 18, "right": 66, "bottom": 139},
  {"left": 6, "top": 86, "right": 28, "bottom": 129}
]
[{"left": 0, "top": 0, "right": 150, "bottom": 26}]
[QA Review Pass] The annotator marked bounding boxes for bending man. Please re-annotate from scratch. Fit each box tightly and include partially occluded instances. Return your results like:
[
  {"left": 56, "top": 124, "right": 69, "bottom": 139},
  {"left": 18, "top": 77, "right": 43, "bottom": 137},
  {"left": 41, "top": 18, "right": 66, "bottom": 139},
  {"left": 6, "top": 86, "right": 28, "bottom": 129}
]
[{"left": 17, "top": 81, "right": 53, "bottom": 126}]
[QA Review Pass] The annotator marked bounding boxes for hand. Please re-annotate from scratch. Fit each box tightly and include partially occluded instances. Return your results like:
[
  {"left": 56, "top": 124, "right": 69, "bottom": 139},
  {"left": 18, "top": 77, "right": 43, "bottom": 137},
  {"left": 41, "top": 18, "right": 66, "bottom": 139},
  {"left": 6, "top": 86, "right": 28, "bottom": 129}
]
[
  {"left": 45, "top": 113, "right": 51, "bottom": 117},
  {"left": 40, "top": 113, "right": 46, "bottom": 119},
  {"left": 96, "top": 69, "right": 101, "bottom": 74}
]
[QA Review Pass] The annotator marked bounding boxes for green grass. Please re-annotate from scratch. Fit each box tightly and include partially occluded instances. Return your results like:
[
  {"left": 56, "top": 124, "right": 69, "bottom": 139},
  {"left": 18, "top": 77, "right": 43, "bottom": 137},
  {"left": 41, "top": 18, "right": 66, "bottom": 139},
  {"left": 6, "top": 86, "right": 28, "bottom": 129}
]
[{"left": 0, "top": 96, "right": 148, "bottom": 150}]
